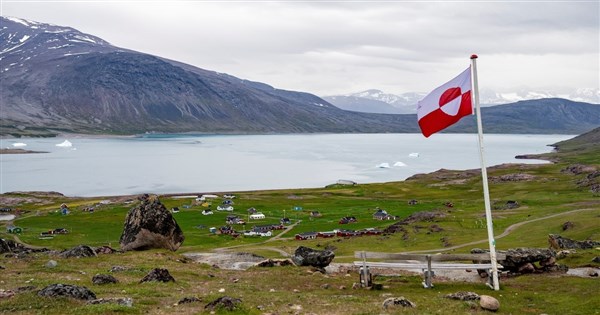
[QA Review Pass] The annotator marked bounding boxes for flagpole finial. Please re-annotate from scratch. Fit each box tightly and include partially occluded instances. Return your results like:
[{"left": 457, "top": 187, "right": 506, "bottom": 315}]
[{"left": 470, "top": 54, "right": 478, "bottom": 59}]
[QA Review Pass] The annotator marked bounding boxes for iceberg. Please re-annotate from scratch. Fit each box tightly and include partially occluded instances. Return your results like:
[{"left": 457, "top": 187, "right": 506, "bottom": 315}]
[
  {"left": 56, "top": 140, "right": 73, "bottom": 147},
  {"left": 393, "top": 161, "right": 407, "bottom": 167},
  {"left": 408, "top": 152, "right": 419, "bottom": 158},
  {"left": 12, "top": 142, "right": 27, "bottom": 147},
  {"left": 376, "top": 163, "right": 390, "bottom": 169}
]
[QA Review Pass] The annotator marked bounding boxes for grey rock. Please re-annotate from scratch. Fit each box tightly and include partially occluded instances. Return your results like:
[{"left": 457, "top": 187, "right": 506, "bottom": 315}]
[
  {"left": 444, "top": 291, "right": 480, "bottom": 301},
  {"left": 38, "top": 284, "right": 96, "bottom": 300},
  {"left": 592, "top": 256, "right": 600, "bottom": 263},
  {"left": 60, "top": 245, "right": 97, "bottom": 258},
  {"left": 479, "top": 295, "right": 500, "bottom": 311},
  {"left": 205, "top": 296, "right": 242, "bottom": 311},
  {"left": 87, "top": 297, "right": 133, "bottom": 307},
  {"left": 382, "top": 297, "right": 416, "bottom": 309},
  {"left": 45, "top": 260, "right": 57, "bottom": 268},
  {"left": 177, "top": 296, "right": 201, "bottom": 305},
  {"left": 92, "top": 274, "right": 118, "bottom": 285},
  {"left": 140, "top": 268, "right": 175, "bottom": 283},
  {"left": 109, "top": 265, "right": 129, "bottom": 272},
  {"left": 291, "top": 246, "right": 335, "bottom": 268},
  {"left": 548, "top": 234, "right": 600, "bottom": 250},
  {"left": 119, "top": 195, "right": 184, "bottom": 251}
]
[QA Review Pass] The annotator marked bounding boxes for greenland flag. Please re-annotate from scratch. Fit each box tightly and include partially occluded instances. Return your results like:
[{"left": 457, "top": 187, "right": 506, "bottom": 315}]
[{"left": 417, "top": 67, "right": 473, "bottom": 137}]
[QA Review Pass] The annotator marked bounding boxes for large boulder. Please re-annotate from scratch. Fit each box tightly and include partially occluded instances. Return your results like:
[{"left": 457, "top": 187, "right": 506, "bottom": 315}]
[
  {"left": 119, "top": 194, "right": 184, "bottom": 251},
  {"left": 472, "top": 247, "right": 566, "bottom": 274},
  {"left": 38, "top": 284, "right": 96, "bottom": 300},
  {"left": 291, "top": 246, "right": 335, "bottom": 268}
]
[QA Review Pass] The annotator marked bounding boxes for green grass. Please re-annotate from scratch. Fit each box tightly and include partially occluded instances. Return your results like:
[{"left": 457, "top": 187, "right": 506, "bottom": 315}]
[{"left": 1, "top": 132, "right": 599, "bottom": 314}]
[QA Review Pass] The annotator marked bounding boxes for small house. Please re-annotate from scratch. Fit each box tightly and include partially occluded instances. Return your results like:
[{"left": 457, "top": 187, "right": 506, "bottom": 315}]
[
  {"left": 310, "top": 211, "right": 322, "bottom": 217},
  {"left": 339, "top": 216, "right": 357, "bottom": 224},
  {"left": 373, "top": 209, "right": 395, "bottom": 220},
  {"left": 280, "top": 217, "right": 291, "bottom": 225},
  {"left": 317, "top": 231, "right": 336, "bottom": 238},
  {"left": 226, "top": 215, "right": 245, "bottom": 225},
  {"left": 295, "top": 232, "right": 318, "bottom": 240},
  {"left": 217, "top": 205, "right": 234, "bottom": 211},
  {"left": 336, "top": 229, "right": 361, "bottom": 237},
  {"left": 247, "top": 207, "right": 258, "bottom": 214},
  {"left": 249, "top": 213, "right": 266, "bottom": 220}
]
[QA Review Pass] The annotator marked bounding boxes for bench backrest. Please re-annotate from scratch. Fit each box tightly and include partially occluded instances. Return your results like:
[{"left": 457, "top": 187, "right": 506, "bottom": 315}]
[{"left": 355, "top": 251, "right": 507, "bottom": 261}]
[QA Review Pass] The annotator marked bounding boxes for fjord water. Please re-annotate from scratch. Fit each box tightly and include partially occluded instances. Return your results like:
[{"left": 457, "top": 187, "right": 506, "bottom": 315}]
[{"left": 1, "top": 134, "right": 572, "bottom": 197}]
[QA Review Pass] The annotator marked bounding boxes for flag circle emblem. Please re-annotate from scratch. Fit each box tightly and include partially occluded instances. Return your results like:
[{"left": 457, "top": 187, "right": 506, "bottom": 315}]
[{"left": 438, "top": 87, "right": 463, "bottom": 116}]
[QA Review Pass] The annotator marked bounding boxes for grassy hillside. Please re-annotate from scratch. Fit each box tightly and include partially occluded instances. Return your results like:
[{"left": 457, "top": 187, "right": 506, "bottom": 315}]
[{"left": 1, "top": 129, "right": 599, "bottom": 314}]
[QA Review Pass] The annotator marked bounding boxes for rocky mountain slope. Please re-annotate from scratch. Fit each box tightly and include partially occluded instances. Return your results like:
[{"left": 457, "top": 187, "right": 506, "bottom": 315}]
[{"left": 1, "top": 17, "right": 599, "bottom": 137}]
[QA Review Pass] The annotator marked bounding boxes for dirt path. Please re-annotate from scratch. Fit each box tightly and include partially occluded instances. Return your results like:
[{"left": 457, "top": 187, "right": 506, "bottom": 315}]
[{"left": 403, "top": 208, "right": 599, "bottom": 254}]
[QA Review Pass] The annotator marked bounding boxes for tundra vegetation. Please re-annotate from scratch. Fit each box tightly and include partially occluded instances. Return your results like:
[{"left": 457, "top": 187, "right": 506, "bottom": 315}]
[{"left": 1, "top": 128, "right": 599, "bottom": 314}]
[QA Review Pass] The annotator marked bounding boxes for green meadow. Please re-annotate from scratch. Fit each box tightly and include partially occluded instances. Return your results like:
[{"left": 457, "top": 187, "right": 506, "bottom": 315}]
[{"left": 1, "top": 128, "right": 599, "bottom": 314}]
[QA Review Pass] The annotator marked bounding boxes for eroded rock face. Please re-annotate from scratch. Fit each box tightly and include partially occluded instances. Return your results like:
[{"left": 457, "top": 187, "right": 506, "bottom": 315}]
[
  {"left": 291, "top": 246, "right": 335, "bottom": 268},
  {"left": 119, "top": 195, "right": 184, "bottom": 251},
  {"left": 37, "top": 284, "right": 96, "bottom": 300}
]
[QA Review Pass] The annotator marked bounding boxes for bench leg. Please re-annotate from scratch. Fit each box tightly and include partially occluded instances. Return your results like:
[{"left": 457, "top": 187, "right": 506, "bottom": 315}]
[{"left": 360, "top": 266, "right": 372, "bottom": 287}]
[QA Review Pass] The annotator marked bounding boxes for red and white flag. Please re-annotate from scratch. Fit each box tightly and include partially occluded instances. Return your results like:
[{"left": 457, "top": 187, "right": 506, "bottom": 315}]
[{"left": 417, "top": 67, "right": 473, "bottom": 137}]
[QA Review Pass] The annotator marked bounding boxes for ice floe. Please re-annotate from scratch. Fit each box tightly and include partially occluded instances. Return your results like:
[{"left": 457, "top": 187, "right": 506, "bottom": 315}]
[
  {"left": 12, "top": 142, "right": 27, "bottom": 147},
  {"left": 56, "top": 140, "right": 72, "bottom": 147},
  {"left": 408, "top": 152, "right": 419, "bottom": 158},
  {"left": 393, "top": 161, "right": 407, "bottom": 167}
]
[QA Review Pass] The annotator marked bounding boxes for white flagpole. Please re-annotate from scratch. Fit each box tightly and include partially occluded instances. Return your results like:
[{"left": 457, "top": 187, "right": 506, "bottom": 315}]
[{"left": 470, "top": 54, "right": 500, "bottom": 290}]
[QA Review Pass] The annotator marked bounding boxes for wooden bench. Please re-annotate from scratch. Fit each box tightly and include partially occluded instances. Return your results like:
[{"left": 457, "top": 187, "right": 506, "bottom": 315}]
[{"left": 354, "top": 251, "right": 506, "bottom": 289}]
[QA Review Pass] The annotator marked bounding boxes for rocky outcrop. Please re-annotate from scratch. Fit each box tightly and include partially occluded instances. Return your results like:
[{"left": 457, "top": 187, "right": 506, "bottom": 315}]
[
  {"left": 140, "top": 268, "right": 175, "bottom": 283},
  {"left": 291, "top": 246, "right": 335, "bottom": 268},
  {"left": 472, "top": 247, "right": 567, "bottom": 275},
  {"left": 382, "top": 297, "right": 416, "bottom": 309},
  {"left": 490, "top": 173, "right": 535, "bottom": 183},
  {"left": 60, "top": 245, "right": 97, "bottom": 258},
  {"left": 92, "top": 274, "right": 118, "bottom": 285},
  {"left": 205, "top": 296, "right": 242, "bottom": 311},
  {"left": 562, "top": 164, "right": 596, "bottom": 175},
  {"left": 119, "top": 194, "right": 184, "bottom": 251},
  {"left": 256, "top": 259, "right": 295, "bottom": 267},
  {"left": 548, "top": 234, "right": 600, "bottom": 250},
  {"left": 576, "top": 171, "right": 600, "bottom": 193},
  {"left": 444, "top": 291, "right": 480, "bottom": 301},
  {"left": 37, "top": 284, "right": 96, "bottom": 300},
  {"left": 1, "top": 238, "right": 47, "bottom": 255}
]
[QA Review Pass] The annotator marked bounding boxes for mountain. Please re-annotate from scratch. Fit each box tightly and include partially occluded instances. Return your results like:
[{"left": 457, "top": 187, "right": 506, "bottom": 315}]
[
  {"left": 325, "top": 88, "right": 600, "bottom": 114},
  {"left": 323, "top": 89, "right": 425, "bottom": 114},
  {"left": 1, "top": 17, "right": 599, "bottom": 137},
  {"left": 447, "top": 98, "right": 600, "bottom": 134},
  {"left": 0, "top": 16, "right": 417, "bottom": 136}
]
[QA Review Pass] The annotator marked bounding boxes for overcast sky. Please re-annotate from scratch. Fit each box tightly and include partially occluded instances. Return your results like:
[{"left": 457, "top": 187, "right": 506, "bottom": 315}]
[{"left": 2, "top": 1, "right": 598, "bottom": 97}]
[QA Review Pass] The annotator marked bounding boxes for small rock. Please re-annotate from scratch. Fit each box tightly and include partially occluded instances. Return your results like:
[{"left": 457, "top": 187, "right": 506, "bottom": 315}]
[
  {"left": 479, "top": 295, "right": 500, "bottom": 311},
  {"left": 109, "top": 265, "right": 128, "bottom": 272},
  {"left": 269, "top": 288, "right": 275, "bottom": 292},
  {"left": 15, "top": 286, "right": 36, "bottom": 292},
  {"left": 444, "top": 291, "right": 480, "bottom": 301},
  {"left": 92, "top": 274, "right": 118, "bottom": 285},
  {"left": 352, "top": 283, "right": 361, "bottom": 289},
  {"left": 87, "top": 297, "right": 133, "bottom": 307},
  {"left": 177, "top": 296, "right": 201, "bottom": 305},
  {"left": 204, "top": 296, "right": 242, "bottom": 311},
  {"left": 562, "top": 221, "right": 574, "bottom": 231},
  {"left": 592, "top": 256, "right": 600, "bottom": 263},
  {"left": 45, "top": 260, "right": 57, "bottom": 268},
  {"left": 588, "top": 269, "right": 599, "bottom": 277},
  {"left": 518, "top": 263, "right": 535, "bottom": 274},
  {"left": 140, "top": 268, "right": 175, "bottom": 283},
  {"left": 218, "top": 288, "right": 225, "bottom": 293},
  {"left": 0, "top": 289, "right": 15, "bottom": 299},
  {"left": 338, "top": 285, "right": 347, "bottom": 290},
  {"left": 60, "top": 245, "right": 97, "bottom": 258},
  {"left": 382, "top": 297, "right": 416, "bottom": 309},
  {"left": 556, "top": 250, "right": 573, "bottom": 259},
  {"left": 290, "top": 304, "right": 303, "bottom": 311},
  {"left": 320, "top": 284, "right": 330, "bottom": 289},
  {"left": 293, "top": 289, "right": 300, "bottom": 293}
]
